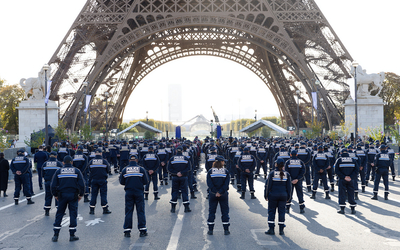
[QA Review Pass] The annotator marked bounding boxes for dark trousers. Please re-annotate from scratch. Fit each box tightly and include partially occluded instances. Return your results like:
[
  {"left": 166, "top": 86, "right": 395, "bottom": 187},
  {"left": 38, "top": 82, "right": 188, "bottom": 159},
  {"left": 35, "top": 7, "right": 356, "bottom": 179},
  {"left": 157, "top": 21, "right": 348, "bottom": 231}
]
[
  {"left": 241, "top": 171, "right": 255, "bottom": 192},
  {"left": 90, "top": 179, "right": 108, "bottom": 207},
  {"left": 158, "top": 164, "right": 168, "bottom": 181},
  {"left": 304, "top": 165, "right": 311, "bottom": 188},
  {"left": 44, "top": 181, "right": 58, "bottom": 209},
  {"left": 124, "top": 190, "right": 146, "bottom": 232},
  {"left": 268, "top": 194, "right": 287, "bottom": 227},
  {"left": 287, "top": 181, "right": 305, "bottom": 209},
  {"left": 14, "top": 173, "right": 32, "bottom": 199},
  {"left": 338, "top": 179, "right": 356, "bottom": 207},
  {"left": 110, "top": 157, "right": 118, "bottom": 170},
  {"left": 366, "top": 163, "right": 376, "bottom": 180},
  {"left": 255, "top": 161, "right": 268, "bottom": 176},
  {"left": 327, "top": 167, "right": 335, "bottom": 183},
  {"left": 390, "top": 161, "right": 396, "bottom": 177},
  {"left": 373, "top": 169, "right": 389, "bottom": 194},
  {"left": 312, "top": 171, "right": 329, "bottom": 193},
  {"left": 53, "top": 192, "right": 78, "bottom": 235},
  {"left": 207, "top": 192, "right": 229, "bottom": 229},
  {"left": 37, "top": 167, "right": 43, "bottom": 189},
  {"left": 170, "top": 176, "right": 189, "bottom": 204},
  {"left": 119, "top": 160, "right": 129, "bottom": 172},
  {"left": 145, "top": 173, "right": 158, "bottom": 194}
]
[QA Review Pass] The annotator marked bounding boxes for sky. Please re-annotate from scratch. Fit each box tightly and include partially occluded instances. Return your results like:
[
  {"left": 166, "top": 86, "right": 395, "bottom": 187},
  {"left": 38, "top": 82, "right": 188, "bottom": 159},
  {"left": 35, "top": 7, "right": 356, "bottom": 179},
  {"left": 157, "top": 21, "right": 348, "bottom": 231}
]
[{"left": 0, "top": 0, "right": 399, "bottom": 125}]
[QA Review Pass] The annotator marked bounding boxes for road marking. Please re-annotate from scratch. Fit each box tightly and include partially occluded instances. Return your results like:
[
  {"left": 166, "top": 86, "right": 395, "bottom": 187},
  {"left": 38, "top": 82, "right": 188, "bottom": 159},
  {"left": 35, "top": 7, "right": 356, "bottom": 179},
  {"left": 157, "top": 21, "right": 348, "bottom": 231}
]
[
  {"left": 85, "top": 218, "right": 105, "bottom": 226},
  {"left": 0, "top": 214, "right": 43, "bottom": 242},
  {"left": 166, "top": 203, "right": 185, "bottom": 250},
  {"left": 61, "top": 214, "right": 83, "bottom": 227},
  {"left": 0, "top": 192, "right": 45, "bottom": 211},
  {"left": 199, "top": 174, "right": 212, "bottom": 250}
]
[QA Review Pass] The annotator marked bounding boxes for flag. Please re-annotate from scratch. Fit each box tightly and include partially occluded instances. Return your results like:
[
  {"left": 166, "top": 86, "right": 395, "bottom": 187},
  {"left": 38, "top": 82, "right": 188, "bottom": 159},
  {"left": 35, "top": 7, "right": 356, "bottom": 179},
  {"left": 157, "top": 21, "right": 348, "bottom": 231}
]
[
  {"left": 84, "top": 95, "right": 91, "bottom": 112},
  {"left": 348, "top": 78, "right": 356, "bottom": 100},
  {"left": 312, "top": 92, "right": 318, "bottom": 110},
  {"left": 45, "top": 80, "right": 52, "bottom": 104}
]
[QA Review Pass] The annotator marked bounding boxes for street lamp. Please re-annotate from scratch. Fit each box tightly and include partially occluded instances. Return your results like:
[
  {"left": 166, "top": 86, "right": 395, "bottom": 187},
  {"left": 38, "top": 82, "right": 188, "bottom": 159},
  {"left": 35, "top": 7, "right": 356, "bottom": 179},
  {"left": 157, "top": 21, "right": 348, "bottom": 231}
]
[
  {"left": 296, "top": 90, "right": 301, "bottom": 136},
  {"left": 352, "top": 61, "right": 359, "bottom": 143},
  {"left": 254, "top": 110, "right": 257, "bottom": 121},
  {"left": 320, "top": 97, "right": 323, "bottom": 137},
  {"left": 104, "top": 92, "right": 109, "bottom": 141},
  {"left": 82, "top": 81, "right": 89, "bottom": 125},
  {"left": 43, "top": 63, "right": 50, "bottom": 146}
]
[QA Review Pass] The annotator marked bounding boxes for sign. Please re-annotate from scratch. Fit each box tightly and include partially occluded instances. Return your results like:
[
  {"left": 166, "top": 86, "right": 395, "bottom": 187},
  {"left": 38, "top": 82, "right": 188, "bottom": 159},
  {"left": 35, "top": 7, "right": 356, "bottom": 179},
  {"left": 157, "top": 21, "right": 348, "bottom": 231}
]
[{"left": 287, "top": 126, "right": 295, "bottom": 131}]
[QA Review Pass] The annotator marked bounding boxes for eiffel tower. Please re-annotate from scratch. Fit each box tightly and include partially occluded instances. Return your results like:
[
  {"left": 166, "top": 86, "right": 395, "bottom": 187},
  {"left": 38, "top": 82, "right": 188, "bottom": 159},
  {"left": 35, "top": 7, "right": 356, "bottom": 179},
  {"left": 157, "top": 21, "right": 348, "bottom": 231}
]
[{"left": 48, "top": 0, "right": 352, "bottom": 132}]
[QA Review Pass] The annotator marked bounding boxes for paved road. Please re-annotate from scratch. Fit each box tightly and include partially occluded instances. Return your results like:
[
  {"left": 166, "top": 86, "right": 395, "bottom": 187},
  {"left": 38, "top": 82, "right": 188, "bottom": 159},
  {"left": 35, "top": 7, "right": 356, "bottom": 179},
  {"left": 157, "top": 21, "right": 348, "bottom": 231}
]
[{"left": 1, "top": 164, "right": 400, "bottom": 250}]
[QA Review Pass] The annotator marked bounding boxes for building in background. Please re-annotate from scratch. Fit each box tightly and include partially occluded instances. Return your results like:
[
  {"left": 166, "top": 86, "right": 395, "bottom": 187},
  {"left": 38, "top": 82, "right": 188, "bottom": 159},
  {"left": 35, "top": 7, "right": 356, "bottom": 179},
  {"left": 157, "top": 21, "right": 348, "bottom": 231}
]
[{"left": 168, "top": 84, "right": 182, "bottom": 122}]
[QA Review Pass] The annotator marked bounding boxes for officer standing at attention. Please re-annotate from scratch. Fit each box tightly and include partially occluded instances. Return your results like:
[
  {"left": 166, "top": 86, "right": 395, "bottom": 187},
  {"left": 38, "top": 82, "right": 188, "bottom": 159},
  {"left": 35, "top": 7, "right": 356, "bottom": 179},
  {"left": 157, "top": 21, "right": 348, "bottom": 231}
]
[
  {"left": 206, "top": 156, "right": 230, "bottom": 235},
  {"left": 335, "top": 148, "right": 358, "bottom": 214},
  {"left": 311, "top": 146, "right": 330, "bottom": 200},
  {"left": 167, "top": 146, "right": 192, "bottom": 213},
  {"left": 284, "top": 150, "right": 306, "bottom": 214},
  {"left": 119, "top": 155, "right": 149, "bottom": 238},
  {"left": 10, "top": 149, "right": 35, "bottom": 205},
  {"left": 142, "top": 146, "right": 161, "bottom": 200},
  {"left": 238, "top": 147, "right": 257, "bottom": 199},
  {"left": 57, "top": 142, "right": 70, "bottom": 162},
  {"left": 88, "top": 149, "right": 112, "bottom": 214},
  {"left": 371, "top": 144, "right": 391, "bottom": 200},
  {"left": 42, "top": 152, "right": 63, "bottom": 216},
  {"left": 34, "top": 145, "right": 49, "bottom": 190},
  {"left": 50, "top": 155, "right": 85, "bottom": 242},
  {"left": 72, "top": 146, "right": 90, "bottom": 202},
  {"left": 264, "top": 158, "right": 292, "bottom": 236}
]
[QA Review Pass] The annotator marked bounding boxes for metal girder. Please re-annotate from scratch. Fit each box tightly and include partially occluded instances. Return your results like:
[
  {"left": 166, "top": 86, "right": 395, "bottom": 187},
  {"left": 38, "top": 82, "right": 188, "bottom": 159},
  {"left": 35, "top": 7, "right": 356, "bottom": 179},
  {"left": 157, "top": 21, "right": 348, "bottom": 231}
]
[{"left": 46, "top": 0, "right": 352, "bottom": 131}]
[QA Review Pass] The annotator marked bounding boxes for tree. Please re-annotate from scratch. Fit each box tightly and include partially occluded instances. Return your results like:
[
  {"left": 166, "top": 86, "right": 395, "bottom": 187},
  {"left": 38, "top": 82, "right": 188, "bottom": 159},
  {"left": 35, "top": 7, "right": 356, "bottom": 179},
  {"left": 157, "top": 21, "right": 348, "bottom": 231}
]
[
  {"left": 0, "top": 79, "right": 25, "bottom": 133},
  {"left": 81, "top": 124, "right": 93, "bottom": 141},
  {"left": 379, "top": 72, "right": 400, "bottom": 125},
  {"left": 54, "top": 120, "right": 68, "bottom": 141}
]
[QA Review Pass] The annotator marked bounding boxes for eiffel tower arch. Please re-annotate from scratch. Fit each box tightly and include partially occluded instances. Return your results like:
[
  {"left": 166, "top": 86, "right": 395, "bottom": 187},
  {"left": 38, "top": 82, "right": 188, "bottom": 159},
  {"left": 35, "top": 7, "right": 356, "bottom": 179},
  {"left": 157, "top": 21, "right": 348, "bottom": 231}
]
[{"left": 48, "top": 0, "right": 353, "bottom": 132}]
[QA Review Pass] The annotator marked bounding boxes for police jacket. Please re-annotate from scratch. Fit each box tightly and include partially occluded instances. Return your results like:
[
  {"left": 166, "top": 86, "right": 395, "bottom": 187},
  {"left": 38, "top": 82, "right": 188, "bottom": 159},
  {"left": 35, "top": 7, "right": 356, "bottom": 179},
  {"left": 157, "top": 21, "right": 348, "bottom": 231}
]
[
  {"left": 374, "top": 150, "right": 391, "bottom": 170},
  {"left": 42, "top": 157, "right": 63, "bottom": 182},
  {"left": 334, "top": 154, "right": 359, "bottom": 180},
  {"left": 102, "top": 146, "right": 111, "bottom": 160},
  {"left": 256, "top": 147, "right": 268, "bottom": 162},
  {"left": 207, "top": 167, "right": 230, "bottom": 195},
  {"left": 72, "top": 151, "right": 88, "bottom": 176},
  {"left": 10, "top": 155, "right": 30, "bottom": 175},
  {"left": 273, "top": 150, "right": 290, "bottom": 163},
  {"left": 228, "top": 146, "right": 239, "bottom": 164},
  {"left": 324, "top": 149, "right": 336, "bottom": 167},
  {"left": 296, "top": 147, "right": 311, "bottom": 165},
  {"left": 167, "top": 153, "right": 191, "bottom": 177},
  {"left": 284, "top": 156, "right": 305, "bottom": 182},
  {"left": 51, "top": 163, "right": 85, "bottom": 196},
  {"left": 88, "top": 155, "right": 111, "bottom": 181},
  {"left": 119, "top": 144, "right": 130, "bottom": 161},
  {"left": 355, "top": 148, "right": 367, "bottom": 168},
  {"left": 142, "top": 151, "right": 160, "bottom": 172},
  {"left": 57, "top": 147, "right": 70, "bottom": 162},
  {"left": 312, "top": 151, "right": 329, "bottom": 172},
  {"left": 264, "top": 168, "right": 292, "bottom": 200},
  {"left": 109, "top": 144, "right": 119, "bottom": 158},
  {"left": 156, "top": 147, "right": 169, "bottom": 164},
  {"left": 119, "top": 161, "right": 149, "bottom": 192},
  {"left": 34, "top": 150, "right": 49, "bottom": 169},
  {"left": 238, "top": 153, "right": 257, "bottom": 172},
  {"left": 205, "top": 153, "right": 218, "bottom": 172},
  {"left": 366, "top": 148, "right": 377, "bottom": 164}
]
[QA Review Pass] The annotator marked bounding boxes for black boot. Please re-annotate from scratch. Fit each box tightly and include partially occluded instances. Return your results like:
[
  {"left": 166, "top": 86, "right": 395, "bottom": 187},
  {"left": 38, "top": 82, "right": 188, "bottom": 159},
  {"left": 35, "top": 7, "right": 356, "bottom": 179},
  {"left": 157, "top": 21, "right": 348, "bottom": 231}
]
[
  {"left": 250, "top": 193, "right": 256, "bottom": 199},
  {"left": 14, "top": 199, "right": 19, "bottom": 205},
  {"left": 285, "top": 206, "right": 290, "bottom": 214},
  {"left": 330, "top": 183, "right": 335, "bottom": 192},
  {"left": 351, "top": 206, "right": 356, "bottom": 214},
  {"left": 279, "top": 225, "right": 285, "bottom": 235},
  {"left": 89, "top": 207, "right": 95, "bottom": 214},
  {"left": 264, "top": 174, "right": 267, "bottom": 179},
  {"left": 393, "top": 176, "right": 396, "bottom": 181},
  {"left": 191, "top": 191, "right": 197, "bottom": 199},
  {"left": 362, "top": 186, "right": 365, "bottom": 193},
  {"left": 124, "top": 231, "right": 131, "bottom": 237},
  {"left": 230, "top": 179, "right": 234, "bottom": 185},
  {"left": 310, "top": 191, "right": 316, "bottom": 199},
  {"left": 371, "top": 193, "right": 378, "bottom": 200},
  {"left": 3, "top": 191, "right": 8, "bottom": 197},
  {"left": 184, "top": 204, "right": 191, "bottom": 213},
  {"left": 160, "top": 180, "right": 164, "bottom": 185},
  {"left": 27, "top": 199, "right": 35, "bottom": 204},
  {"left": 300, "top": 207, "right": 305, "bottom": 214},
  {"left": 325, "top": 192, "right": 331, "bottom": 200},
  {"left": 307, "top": 186, "right": 312, "bottom": 192},
  {"left": 240, "top": 192, "right": 245, "bottom": 199},
  {"left": 385, "top": 192, "right": 389, "bottom": 200},
  {"left": 45, "top": 209, "right": 50, "bottom": 216},
  {"left": 193, "top": 185, "right": 198, "bottom": 192},
  {"left": 354, "top": 192, "right": 359, "bottom": 200},
  {"left": 265, "top": 227, "right": 275, "bottom": 235},
  {"left": 337, "top": 206, "right": 345, "bottom": 214},
  {"left": 144, "top": 193, "right": 149, "bottom": 200},
  {"left": 69, "top": 235, "right": 79, "bottom": 241},
  {"left": 165, "top": 180, "right": 168, "bottom": 185},
  {"left": 254, "top": 175, "right": 258, "bottom": 180},
  {"left": 154, "top": 193, "right": 160, "bottom": 200},
  {"left": 170, "top": 203, "right": 177, "bottom": 213},
  {"left": 365, "top": 180, "right": 368, "bottom": 186},
  {"left": 84, "top": 195, "right": 90, "bottom": 203},
  {"left": 223, "top": 225, "right": 230, "bottom": 235},
  {"left": 207, "top": 225, "right": 214, "bottom": 235},
  {"left": 52, "top": 234, "right": 59, "bottom": 242},
  {"left": 103, "top": 207, "right": 112, "bottom": 214},
  {"left": 139, "top": 230, "right": 148, "bottom": 237}
]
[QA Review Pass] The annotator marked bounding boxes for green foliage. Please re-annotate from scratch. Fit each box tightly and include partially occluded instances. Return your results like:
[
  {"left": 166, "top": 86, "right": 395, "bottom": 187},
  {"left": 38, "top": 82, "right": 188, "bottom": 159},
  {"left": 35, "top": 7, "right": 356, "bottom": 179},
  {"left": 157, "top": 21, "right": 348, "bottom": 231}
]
[
  {"left": 365, "top": 126, "right": 384, "bottom": 142},
  {"left": 327, "top": 130, "right": 339, "bottom": 140},
  {"left": 81, "top": 124, "right": 93, "bottom": 141},
  {"left": 0, "top": 128, "right": 10, "bottom": 149},
  {"left": 54, "top": 120, "right": 68, "bottom": 141},
  {"left": 24, "top": 130, "right": 45, "bottom": 149},
  {"left": 144, "top": 130, "right": 155, "bottom": 139},
  {"left": 70, "top": 133, "right": 80, "bottom": 145},
  {"left": 380, "top": 72, "right": 400, "bottom": 125},
  {"left": 0, "top": 80, "right": 25, "bottom": 133},
  {"left": 305, "top": 120, "right": 323, "bottom": 138}
]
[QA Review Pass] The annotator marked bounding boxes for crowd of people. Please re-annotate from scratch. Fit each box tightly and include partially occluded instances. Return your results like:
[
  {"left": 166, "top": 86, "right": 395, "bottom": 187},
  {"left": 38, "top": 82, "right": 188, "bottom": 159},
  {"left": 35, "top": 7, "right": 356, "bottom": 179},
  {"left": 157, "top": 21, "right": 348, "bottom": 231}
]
[{"left": 0, "top": 135, "right": 397, "bottom": 241}]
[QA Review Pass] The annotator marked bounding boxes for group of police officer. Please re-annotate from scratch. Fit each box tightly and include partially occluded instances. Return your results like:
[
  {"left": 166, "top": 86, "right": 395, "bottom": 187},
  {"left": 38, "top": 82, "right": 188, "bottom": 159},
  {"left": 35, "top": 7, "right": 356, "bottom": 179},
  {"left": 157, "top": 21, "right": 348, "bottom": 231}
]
[{"left": 8, "top": 135, "right": 396, "bottom": 241}]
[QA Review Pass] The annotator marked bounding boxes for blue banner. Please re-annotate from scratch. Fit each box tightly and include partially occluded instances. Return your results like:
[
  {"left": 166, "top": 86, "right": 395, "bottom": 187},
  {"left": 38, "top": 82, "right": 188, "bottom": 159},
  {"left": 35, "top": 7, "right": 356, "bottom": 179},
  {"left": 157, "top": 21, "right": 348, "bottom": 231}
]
[
  {"left": 217, "top": 125, "right": 222, "bottom": 139},
  {"left": 175, "top": 126, "right": 181, "bottom": 139}
]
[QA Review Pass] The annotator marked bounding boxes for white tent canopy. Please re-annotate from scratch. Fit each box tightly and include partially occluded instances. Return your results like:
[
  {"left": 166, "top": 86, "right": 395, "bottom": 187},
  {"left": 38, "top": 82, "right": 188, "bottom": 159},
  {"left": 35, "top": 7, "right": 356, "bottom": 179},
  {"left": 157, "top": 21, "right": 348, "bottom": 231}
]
[
  {"left": 240, "top": 120, "right": 289, "bottom": 134},
  {"left": 117, "top": 121, "right": 162, "bottom": 136}
]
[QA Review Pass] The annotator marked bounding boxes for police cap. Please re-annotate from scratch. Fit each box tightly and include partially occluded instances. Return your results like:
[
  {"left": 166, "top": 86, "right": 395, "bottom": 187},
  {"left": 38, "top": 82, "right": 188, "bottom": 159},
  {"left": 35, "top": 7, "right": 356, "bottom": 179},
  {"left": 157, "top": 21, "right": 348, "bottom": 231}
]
[{"left": 64, "top": 155, "right": 72, "bottom": 163}]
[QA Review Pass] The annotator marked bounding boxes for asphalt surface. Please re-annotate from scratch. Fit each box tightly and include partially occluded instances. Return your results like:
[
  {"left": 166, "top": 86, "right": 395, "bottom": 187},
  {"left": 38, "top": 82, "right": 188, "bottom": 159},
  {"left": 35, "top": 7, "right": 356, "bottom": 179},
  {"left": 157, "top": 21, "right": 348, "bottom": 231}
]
[{"left": 1, "top": 163, "right": 400, "bottom": 250}]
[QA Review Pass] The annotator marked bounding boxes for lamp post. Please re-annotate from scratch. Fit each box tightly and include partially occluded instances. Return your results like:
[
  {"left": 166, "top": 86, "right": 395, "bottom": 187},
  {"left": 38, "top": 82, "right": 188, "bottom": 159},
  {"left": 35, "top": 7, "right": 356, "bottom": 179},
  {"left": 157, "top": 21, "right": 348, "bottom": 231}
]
[
  {"left": 104, "top": 92, "right": 109, "bottom": 141},
  {"left": 82, "top": 82, "right": 89, "bottom": 124},
  {"left": 352, "top": 61, "right": 359, "bottom": 144},
  {"left": 254, "top": 110, "right": 257, "bottom": 121},
  {"left": 320, "top": 97, "right": 323, "bottom": 137},
  {"left": 43, "top": 64, "right": 50, "bottom": 146},
  {"left": 78, "top": 101, "right": 83, "bottom": 127},
  {"left": 296, "top": 90, "right": 300, "bottom": 136}
]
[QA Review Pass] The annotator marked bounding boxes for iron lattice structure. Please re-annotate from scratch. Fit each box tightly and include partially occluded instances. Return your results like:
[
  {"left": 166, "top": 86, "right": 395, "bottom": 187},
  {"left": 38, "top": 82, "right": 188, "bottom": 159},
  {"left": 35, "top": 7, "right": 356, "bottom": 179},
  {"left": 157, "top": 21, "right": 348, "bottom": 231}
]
[{"left": 48, "top": 0, "right": 353, "bottom": 131}]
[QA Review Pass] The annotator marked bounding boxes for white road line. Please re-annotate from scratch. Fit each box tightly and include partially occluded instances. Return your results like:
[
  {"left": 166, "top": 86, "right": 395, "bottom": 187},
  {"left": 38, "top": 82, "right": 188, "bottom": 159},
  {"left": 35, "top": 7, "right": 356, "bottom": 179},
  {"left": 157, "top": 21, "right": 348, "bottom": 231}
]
[
  {"left": 0, "top": 191, "right": 45, "bottom": 211},
  {"left": 200, "top": 172, "right": 212, "bottom": 250},
  {"left": 166, "top": 203, "right": 185, "bottom": 250},
  {"left": 0, "top": 214, "right": 44, "bottom": 242}
]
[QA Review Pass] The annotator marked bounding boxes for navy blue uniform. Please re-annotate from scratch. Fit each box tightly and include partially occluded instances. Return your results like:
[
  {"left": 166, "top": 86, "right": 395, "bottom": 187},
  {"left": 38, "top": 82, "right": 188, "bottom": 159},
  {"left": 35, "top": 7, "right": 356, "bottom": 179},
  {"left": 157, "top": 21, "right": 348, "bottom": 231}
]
[
  {"left": 335, "top": 154, "right": 358, "bottom": 212},
  {"left": 34, "top": 150, "right": 49, "bottom": 189},
  {"left": 88, "top": 156, "right": 111, "bottom": 210},
  {"left": 119, "top": 144, "right": 130, "bottom": 172},
  {"left": 167, "top": 153, "right": 191, "bottom": 207},
  {"left": 366, "top": 147, "right": 377, "bottom": 183},
  {"left": 42, "top": 157, "right": 63, "bottom": 211},
  {"left": 255, "top": 146, "right": 268, "bottom": 178},
  {"left": 120, "top": 161, "right": 149, "bottom": 235},
  {"left": 297, "top": 147, "right": 312, "bottom": 191},
  {"left": 207, "top": 167, "right": 230, "bottom": 232},
  {"left": 373, "top": 150, "right": 391, "bottom": 197},
  {"left": 156, "top": 146, "right": 169, "bottom": 183},
  {"left": 238, "top": 152, "right": 257, "bottom": 196},
  {"left": 51, "top": 164, "right": 85, "bottom": 237},
  {"left": 72, "top": 152, "right": 89, "bottom": 200},
  {"left": 142, "top": 152, "right": 160, "bottom": 196},
  {"left": 284, "top": 157, "right": 306, "bottom": 211},
  {"left": 10, "top": 155, "right": 33, "bottom": 202},
  {"left": 355, "top": 148, "right": 367, "bottom": 192},
  {"left": 57, "top": 147, "right": 70, "bottom": 162},
  {"left": 312, "top": 151, "right": 330, "bottom": 197}
]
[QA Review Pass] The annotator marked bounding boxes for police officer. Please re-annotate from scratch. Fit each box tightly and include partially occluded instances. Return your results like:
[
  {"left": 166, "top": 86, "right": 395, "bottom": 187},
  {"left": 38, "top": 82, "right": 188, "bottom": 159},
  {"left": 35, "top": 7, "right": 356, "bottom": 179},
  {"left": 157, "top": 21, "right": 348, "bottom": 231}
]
[
  {"left": 335, "top": 148, "right": 358, "bottom": 214},
  {"left": 34, "top": 145, "right": 49, "bottom": 190},
  {"left": 142, "top": 146, "right": 161, "bottom": 200},
  {"left": 297, "top": 142, "right": 312, "bottom": 192},
  {"left": 50, "top": 155, "right": 85, "bottom": 242},
  {"left": 10, "top": 149, "right": 34, "bottom": 205},
  {"left": 238, "top": 147, "right": 257, "bottom": 199},
  {"left": 355, "top": 143, "right": 367, "bottom": 193},
  {"left": 156, "top": 143, "right": 169, "bottom": 185},
  {"left": 311, "top": 146, "right": 330, "bottom": 200},
  {"left": 167, "top": 146, "right": 191, "bottom": 213},
  {"left": 284, "top": 150, "right": 306, "bottom": 214},
  {"left": 255, "top": 144, "right": 268, "bottom": 179},
  {"left": 119, "top": 140, "right": 130, "bottom": 172},
  {"left": 206, "top": 156, "right": 230, "bottom": 235},
  {"left": 365, "top": 143, "right": 377, "bottom": 185},
  {"left": 42, "top": 151, "right": 63, "bottom": 216},
  {"left": 371, "top": 144, "right": 391, "bottom": 200},
  {"left": 387, "top": 145, "right": 396, "bottom": 181},
  {"left": 264, "top": 158, "right": 292, "bottom": 236},
  {"left": 72, "top": 146, "right": 90, "bottom": 202},
  {"left": 119, "top": 155, "right": 149, "bottom": 237},
  {"left": 88, "top": 149, "right": 112, "bottom": 214},
  {"left": 57, "top": 142, "right": 70, "bottom": 162}
]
